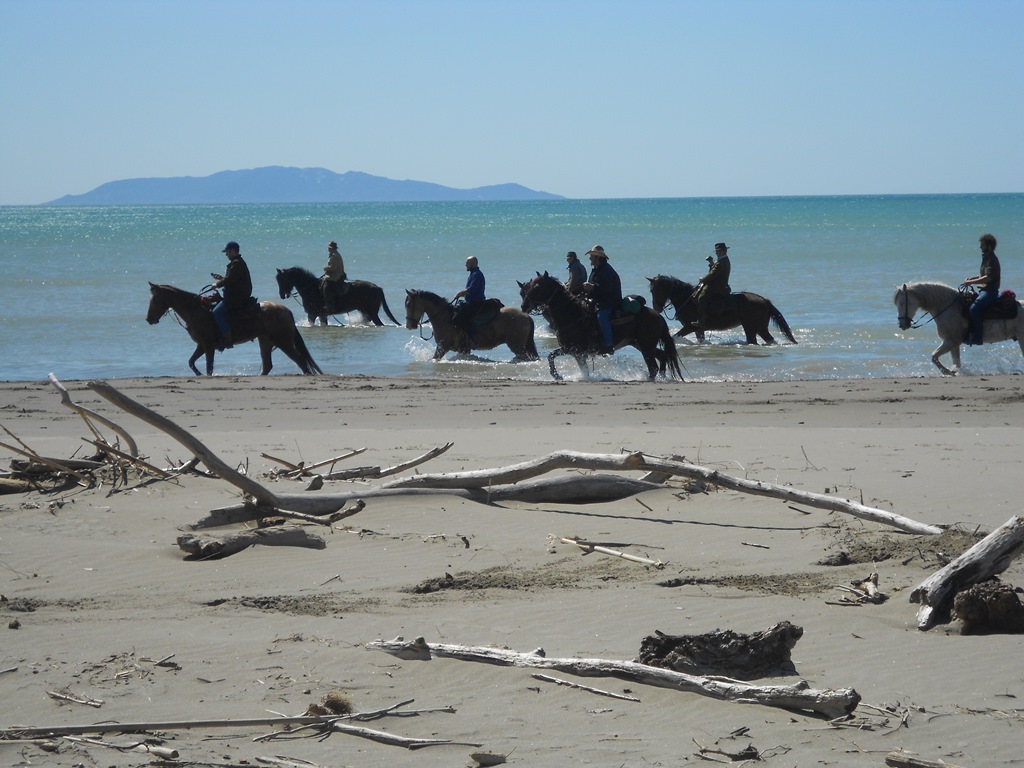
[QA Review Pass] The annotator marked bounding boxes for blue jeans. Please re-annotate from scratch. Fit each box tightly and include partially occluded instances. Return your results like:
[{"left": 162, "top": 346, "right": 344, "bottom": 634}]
[
  {"left": 212, "top": 301, "right": 231, "bottom": 337},
  {"left": 969, "top": 289, "right": 997, "bottom": 344},
  {"left": 596, "top": 308, "right": 613, "bottom": 348}
]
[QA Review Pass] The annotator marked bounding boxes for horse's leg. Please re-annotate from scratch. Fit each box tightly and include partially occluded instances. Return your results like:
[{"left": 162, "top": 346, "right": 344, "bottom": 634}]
[
  {"left": 755, "top": 324, "right": 776, "bottom": 345},
  {"left": 547, "top": 348, "right": 566, "bottom": 381},
  {"left": 189, "top": 345, "right": 205, "bottom": 376},
  {"left": 931, "top": 340, "right": 958, "bottom": 376},
  {"left": 258, "top": 337, "right": 274, "bottom": 375}
]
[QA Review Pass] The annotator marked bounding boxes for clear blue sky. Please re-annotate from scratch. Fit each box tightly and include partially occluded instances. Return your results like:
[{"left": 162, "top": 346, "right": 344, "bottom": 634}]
[{"left": 2, "top": 0, "right": 1022, "bottom": 205}]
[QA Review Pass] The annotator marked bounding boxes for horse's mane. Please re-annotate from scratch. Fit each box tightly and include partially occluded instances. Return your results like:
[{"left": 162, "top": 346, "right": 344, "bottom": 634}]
[
  {"left": 152, "top": 283, "right": 200, "bottom": 299},
  {"left": 283, "top": 265, "right": 318, "bottom": 282},
  {"left": 408, "top": 288, "right": 448, "bottom": 305},
  {"left": 651, "top": 274, "right": 695, "bottom": 291},
  {"left": 901, "top": 281, "right": 958, "bottom": 305},
  {"left": 528, "top": 273, "right": 590, "bottom": 313}
]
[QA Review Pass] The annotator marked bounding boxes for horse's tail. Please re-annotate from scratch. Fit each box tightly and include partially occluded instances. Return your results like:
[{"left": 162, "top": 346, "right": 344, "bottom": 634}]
[
  {"left": 292, "top": 327, "right": 324, "bottom": 375},
  {"left": 378, "top": 289, "right": 401, "bottom": 325},
  {"left": 767, "top": 301, "right": 797, "bottom": 344},
  {"left": 657, "top": 314, "right": 685, "bottom": 381}
]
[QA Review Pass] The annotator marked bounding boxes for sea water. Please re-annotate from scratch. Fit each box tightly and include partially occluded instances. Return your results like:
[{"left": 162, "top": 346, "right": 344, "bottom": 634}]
[{"left": 1, "top": 194, "right": 1022, "bottom": 383}]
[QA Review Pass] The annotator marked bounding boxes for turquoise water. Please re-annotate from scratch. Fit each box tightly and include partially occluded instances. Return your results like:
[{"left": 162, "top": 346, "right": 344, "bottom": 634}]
[{"left": 1, "top": 195, "right": 1022, "bottom": 382}]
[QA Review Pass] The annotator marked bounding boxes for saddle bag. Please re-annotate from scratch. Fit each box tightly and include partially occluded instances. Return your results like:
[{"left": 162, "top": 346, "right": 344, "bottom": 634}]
[
  {"left": 621, "top": 295, "right": 647, "bottom": 315},
  {"left": 990, "top": 290, "right": 1019, "bottom": 320}
]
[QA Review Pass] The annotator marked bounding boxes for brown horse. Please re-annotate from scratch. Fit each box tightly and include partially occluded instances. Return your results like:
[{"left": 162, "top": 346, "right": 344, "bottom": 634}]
[
  {"left": 146, "top": 283, "right": 323, "bottom": 376},
  {"left": 647, "top": 275, "right": 796, "bottom": 345},
  {"left": 519, "top": 272, "right": 684, "bottom": 381},
  {"left": 404, "top": 289, "right": 539, "bottom": 362}
]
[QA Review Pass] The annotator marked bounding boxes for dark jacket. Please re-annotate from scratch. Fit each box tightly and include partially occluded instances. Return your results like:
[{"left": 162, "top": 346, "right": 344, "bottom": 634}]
[
  {"left": 588, "top": 261, "right": 622, "bottom": 310},
  {"left": 978, "top": 252, "right": 1001, "bottom": 293},
  {"left": 699, "top": 255, "right": 731, "bottom": 296},
  {"left": 217, "top": 256, "right": 253, "bottom": 308}
]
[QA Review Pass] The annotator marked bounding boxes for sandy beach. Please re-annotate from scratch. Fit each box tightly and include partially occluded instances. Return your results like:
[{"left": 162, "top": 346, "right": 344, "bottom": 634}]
[{"left": 1, "top": 373, "right": 1023, "bottom": 767}]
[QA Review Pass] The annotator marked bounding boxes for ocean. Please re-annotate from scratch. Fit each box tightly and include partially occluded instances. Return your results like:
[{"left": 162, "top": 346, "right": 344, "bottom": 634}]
[{"left": 1, "top": 194, "right": 1022, "bottom": 383}]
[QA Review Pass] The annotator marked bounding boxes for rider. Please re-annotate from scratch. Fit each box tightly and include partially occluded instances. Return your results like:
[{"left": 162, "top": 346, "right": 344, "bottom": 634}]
[
  {"left": 582, "top": 245, "right": 622, "bottom": 353},
  {"left": 695, "top": 242, "right": 732, "bottom": 328},
  {"left": 452, "top": 256, "right": 486, "bottom": 342},
  {"left": 564, "top": 250, "right": 588, "bottom": 296},
  {"left": 964, "top": 233, "right": 1001, "bottom": 345},
  {"left": 211, "top": 241, "right": 252, "bottom": 350},
  {"left": 321, "top": 240, "right": 348, "bottom": 310}
]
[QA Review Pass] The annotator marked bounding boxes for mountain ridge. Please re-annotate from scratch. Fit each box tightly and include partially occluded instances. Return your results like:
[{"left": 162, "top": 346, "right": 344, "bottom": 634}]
[{"left": 45, "top": 166, "right": 565, "bottom": 205}]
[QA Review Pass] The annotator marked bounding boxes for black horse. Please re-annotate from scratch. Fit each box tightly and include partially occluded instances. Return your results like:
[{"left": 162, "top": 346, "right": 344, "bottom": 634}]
[
  {"left": 647, "top": 275, "right": 796, "bottom": 345},
  {"left": 519, "top": 272, "right": 683, "bottom": 381},
  {"left": 275, "top": 266, "right": 400, "bottom": 327}
]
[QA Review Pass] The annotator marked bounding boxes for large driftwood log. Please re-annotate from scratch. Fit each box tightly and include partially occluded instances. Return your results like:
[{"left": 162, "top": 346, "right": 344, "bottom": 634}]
[
  {"left": 192, "top": 474, "right": 662, "bottom": 528},
  {"left": 49, "top": 373, "right": 139, "bottom": 457},
  {"left": 385, "top": 450, "right": 942, "bottom": 535},
  {"left": 365, "top": 636, "right": 860, "bottom": 719},
  {"left": 177, "top": 525, "right": 326, "bottom": 559},
  {"left": 910, "top": 515, "right": 1024, "bottom": 630}
]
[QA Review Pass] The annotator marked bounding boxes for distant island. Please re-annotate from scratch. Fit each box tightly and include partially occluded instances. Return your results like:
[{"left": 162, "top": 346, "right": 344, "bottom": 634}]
[{"left": 44, "top": 166, "right": 565, "bottom": 205}]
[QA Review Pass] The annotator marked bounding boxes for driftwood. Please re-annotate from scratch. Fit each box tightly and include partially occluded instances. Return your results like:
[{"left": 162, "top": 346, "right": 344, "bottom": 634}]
[
  {"left": 951, "top": 579, "right": 1024, "bottom": 635},
  {"left": 48, "top": 373, "right": 139, "bottom": 457},
  {"left": 366, "top": 636, "right": 860, "bottom": 719},
  {"left": 885, "top": 750, "right": 963, "bottom": 768},
  {"left": 910, "top": 515, "right": 1024, "bottom": 630},
  {"left": 385, "top": 450, "right": 942, "bottom": 535},
  {"left": 193, "top": 474, "right": 662, "bottom": 529},
  {"left": 560, "top": 537, "right": 665, "bottom": 568},
  {"left": 636, "top": 621, "right": 802, "bottom": 680},
  {"left": 176, "top": 525, "right": 326, "bottom": 559}
]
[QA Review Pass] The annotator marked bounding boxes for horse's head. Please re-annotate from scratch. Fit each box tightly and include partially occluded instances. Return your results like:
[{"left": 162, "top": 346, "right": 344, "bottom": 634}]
[
  {"left": 648, "top": 276, "right": 668, "bottom": 313},
  {"left": 519, "top": 272, "right": 560, "bottom": 314},
  {"left": 146, "top": 282, "right": 170, "bottom": 325},
  {"left": 404, "top": 289, "right": 423, "bottom": 330},
  {"left": 894, "top": 283, "right": 917, "bottom": 330},
  {"left": 275, "top": 268, "right": 291, "bottom": 300}
]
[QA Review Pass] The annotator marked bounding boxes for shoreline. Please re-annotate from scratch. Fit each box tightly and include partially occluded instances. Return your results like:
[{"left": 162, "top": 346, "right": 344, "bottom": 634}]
[{"left": 2, "top": 373, "right": 1022, "bottom": 766}]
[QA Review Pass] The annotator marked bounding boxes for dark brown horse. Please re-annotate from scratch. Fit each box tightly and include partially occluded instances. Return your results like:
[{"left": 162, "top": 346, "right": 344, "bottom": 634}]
[
  {"left": 146, "top": 283, "right": 323, "bottom": 376},
  {"left": 647, "top": 275, "right": 796, "bottom": 345},
  {"left": 404, "top": 289, "right": 539, "bottom": 362},
  {"left": 275, "top": 266, "right": 400, "bottom": 327},
  {"left": 519, "top": 272, "right": 684, "bottom": 381}
]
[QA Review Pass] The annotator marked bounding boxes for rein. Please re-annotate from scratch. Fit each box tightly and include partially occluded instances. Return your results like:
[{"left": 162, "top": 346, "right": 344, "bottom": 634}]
[{"left": 898, "top": 285, "right": 960, "bottom": 330}]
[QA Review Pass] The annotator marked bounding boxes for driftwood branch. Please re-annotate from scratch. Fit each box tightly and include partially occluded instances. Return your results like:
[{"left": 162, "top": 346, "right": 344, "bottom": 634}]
[
  {"left": 531, "top": 673, "right": 641, "bottom": 701},
  {"left": 910, "top": 515, "right": 1024, "bottom": 630},
  {"left": 48, "top": 373, "right": 139, "bottom": 457},
  {"left": 0, "top": 715, "right": 345, "bottom": 740},
  {"left": 365, "top": 636, "right": 860, "bottom": 719},
  {"left": 560, "top": 537, "right": 665, "bottom": 568},
  {"left": 88, "top": 380, "right": 283, "bottom": 508},
  {"left": 885, "top": 750, "right": 963, "bottom": 768},
  {"left": 177, "top": 525, "right": 326, "bottom": 559},
  {"left": 384, "top": 450, "right": 941, "bottom": 535}
]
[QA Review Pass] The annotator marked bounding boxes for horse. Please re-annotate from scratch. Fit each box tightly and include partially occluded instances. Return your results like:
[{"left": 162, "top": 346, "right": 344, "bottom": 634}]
[
  {"left": 519, "top": 272, "right": 684, "bottom": 382},
  {"left": 146, "top": 283, "right": 323, "bottom": 376},
  {"left": 404, "top": 289, "right": 539, "bottom": 362},
  {"left": 647, "top": 275, "right": 797, "bottom": 345},
  {"left": 275, "top": 266, "right": 400, "bottom": 327},
  {"left": 895, "top": 281, "right": 1024, "bottom": 375}
]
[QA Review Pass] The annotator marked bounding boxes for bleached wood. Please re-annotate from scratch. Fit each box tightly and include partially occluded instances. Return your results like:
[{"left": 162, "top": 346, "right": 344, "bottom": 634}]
[
  {"left": 910, "top": 515, "right": 1024, "bottom": 630},
  {"left": 48, "top": 373, "right": 139, "bottom": 457},
  {"left": 365, "top": 637, "right": 860, "bottom": 719},
  {"left": 177, "top": 525, "right": 326, "bottom": 558}
]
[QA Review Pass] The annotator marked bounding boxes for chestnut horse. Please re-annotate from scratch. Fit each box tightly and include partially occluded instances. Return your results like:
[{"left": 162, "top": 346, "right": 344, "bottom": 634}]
[
  {"left": 404, "top": 289, "right": 539, "bottom": 362},
  {"left": 146, "top": 283, "right": 322, "bottom": 376}
]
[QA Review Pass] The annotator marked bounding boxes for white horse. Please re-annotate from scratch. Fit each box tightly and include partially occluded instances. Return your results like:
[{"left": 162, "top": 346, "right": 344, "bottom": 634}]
[{"left": 894, "top": 281, "right": 1024, "bottom": 375}]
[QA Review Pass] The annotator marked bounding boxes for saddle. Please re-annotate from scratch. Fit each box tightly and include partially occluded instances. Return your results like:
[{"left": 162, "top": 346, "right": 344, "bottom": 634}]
[{"left": 959, "top": 287, "right": 1019, "bottom": 320}]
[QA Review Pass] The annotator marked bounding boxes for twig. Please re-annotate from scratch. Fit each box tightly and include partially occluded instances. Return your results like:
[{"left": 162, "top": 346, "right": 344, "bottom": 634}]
[
  {"left": 0, "top": 439, "right": 92, "bottom": 485},
  {"left": 283, "top": 448, "right": 368, "bottom": 479},
  {"left": 48, "top": 373, "right": 139, "bottom": 457},
  {"left": 83, "top": 438, "right": 172, "bottom": 478},
  {"left": 531, "top": 674, "right": 640, "bottom": 701},
  {"left": 561, "top": 537, "right": 665, "bottom": 568},
  {"left": 46, "top": 690, "right": 104, "bottom": 708}
]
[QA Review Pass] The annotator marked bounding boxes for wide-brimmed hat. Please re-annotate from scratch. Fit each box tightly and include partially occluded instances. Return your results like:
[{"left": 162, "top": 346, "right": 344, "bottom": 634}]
[
  {"left": 328, "top": 241, "right": 339, "bottom": 250},
  {"left": 714, "top": 242, "right": 729, "bottom": 251},
  {"left": 586, "top": 245, "right": 608, "bottom": 259},
  {"left": 222, "top": 241, "right": 240, "bottom": 253}
]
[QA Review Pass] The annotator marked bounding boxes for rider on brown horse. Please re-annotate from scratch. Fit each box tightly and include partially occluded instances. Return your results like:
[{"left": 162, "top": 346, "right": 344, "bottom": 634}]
[
  {"left": 211, "top": 241, "right": 252, "bottom": 350},
  {"left": 321, "top": 240, "right": 349, "bottom": 311},
  {"left": 695, "top": 242, "right": 732, "bottom": 328}
]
